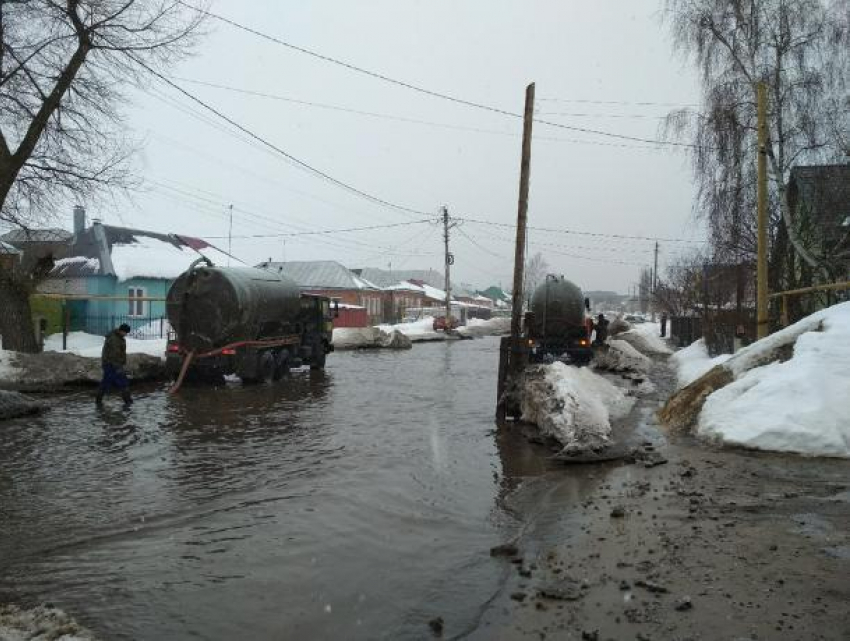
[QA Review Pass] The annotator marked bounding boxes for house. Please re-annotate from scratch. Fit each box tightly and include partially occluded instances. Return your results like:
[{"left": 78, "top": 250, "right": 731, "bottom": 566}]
[
  {"left": 788, "top": 164, "right": 850, "bottom": 280},
  {"left": 259, "top": 260, "right": 384, "bottom": 324},
  {"left": 4, "top": 208, "right": 231, "bottom": 336},
  {"left": 353, "top": 267, "right": 445, "bottom": 290},
  {"left": 478, "top": 285, "right": 511, "bottom": 308}
]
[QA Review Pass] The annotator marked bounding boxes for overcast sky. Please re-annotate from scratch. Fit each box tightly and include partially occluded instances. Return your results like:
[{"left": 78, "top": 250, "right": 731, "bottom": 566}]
[{"left": 91, "top": 1, "right": 704, "bottom": 294}]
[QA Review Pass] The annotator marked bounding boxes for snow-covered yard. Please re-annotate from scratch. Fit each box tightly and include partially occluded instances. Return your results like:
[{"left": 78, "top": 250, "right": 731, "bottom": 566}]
[
  {"left": 668, "top": 302, "right": 850, "bottom": 458},
  {"left": 43, "top": 331, "right": 167, "bottom": 360}
]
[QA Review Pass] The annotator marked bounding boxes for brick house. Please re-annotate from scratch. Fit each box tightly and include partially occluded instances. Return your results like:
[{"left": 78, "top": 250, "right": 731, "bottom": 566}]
[{"left": 259, "top": 260, "right": 384, "bottom": 324}]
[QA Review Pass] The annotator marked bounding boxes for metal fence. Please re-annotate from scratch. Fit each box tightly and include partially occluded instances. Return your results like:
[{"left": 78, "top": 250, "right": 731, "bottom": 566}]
[
  {"left": 670, "top": 310, "right": 756, "bottom": 356},
  {"left": 68, "top": 314, "right": 171, "bottom": 340}
]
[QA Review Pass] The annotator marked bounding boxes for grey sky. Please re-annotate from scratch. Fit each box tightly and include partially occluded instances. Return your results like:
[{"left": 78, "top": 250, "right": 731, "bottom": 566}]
[{"left": 99, "top": 1, "right": 703, "bottom": 293}]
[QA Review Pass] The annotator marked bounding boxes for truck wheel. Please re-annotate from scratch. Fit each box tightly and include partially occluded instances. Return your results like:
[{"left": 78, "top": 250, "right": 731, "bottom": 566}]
[
  {"left": 310, "top": 339, "right": 326, "bottom": 370},
  {"left": 273, "top": 351, "right": 290, "bottom": 380}
]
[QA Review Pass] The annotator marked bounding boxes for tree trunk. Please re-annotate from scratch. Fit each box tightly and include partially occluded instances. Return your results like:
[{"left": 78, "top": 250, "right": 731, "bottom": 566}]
[{"left": 0, "top": 271, "right": 38, "bottom": 353}]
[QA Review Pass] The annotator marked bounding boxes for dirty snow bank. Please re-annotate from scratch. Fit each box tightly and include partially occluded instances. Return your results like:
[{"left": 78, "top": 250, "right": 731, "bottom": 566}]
[
  {"left": 697, "top": 302, "right": 850, "bottom": 458},
  {"left": 520, "top": 362, "right": 635, "bottom": 454},
  {"left": 0, "top": 390, "right": 43, "bottom": 420},
  {"left": 592, "top": 339, "right": 652, "bottom": 373},
  {"left": 332, "top": 327, "right": 412, "bottom": 350},
  {"left": 0, "top": 603, "right": 97, "bottom": 640},
  {"left": 617, "top": 322, "right": 673, "bottom": 356},
  {"left": 43, "top": 332, "right": 167, "bottom": 360},
  {"left": 671, "top": 338, "right": 733, "bottom": 388},
  {"left": 0, "top": 349, "right": 21, "bottom": 383}
]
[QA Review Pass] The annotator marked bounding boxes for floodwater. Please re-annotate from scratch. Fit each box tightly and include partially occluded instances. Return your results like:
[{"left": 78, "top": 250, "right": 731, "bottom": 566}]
[{"left": 0, "top": 337, "right": 566, "bottom": 640}]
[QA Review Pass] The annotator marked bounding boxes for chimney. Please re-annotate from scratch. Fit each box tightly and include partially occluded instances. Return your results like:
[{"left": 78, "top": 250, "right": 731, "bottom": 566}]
[{"left": 73, "top": 205, "right": 86, "bottom": 235}]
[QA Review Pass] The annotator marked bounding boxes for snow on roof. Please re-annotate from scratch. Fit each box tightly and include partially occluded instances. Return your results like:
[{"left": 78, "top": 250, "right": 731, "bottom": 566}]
[
  {"left": 384, "top": 280, "right": 426, "bottom": 292},
  {"left": 421, "top": 283, "right": 448, "bottom": 301},
  {"left": 0, "top": 228, "right": 72, "bottom": 243},
  {"left": 52, "top": 256, "right": 100, "bottom": 276},
  {"left": 111, "top": 237, "right": 201, "bottom": 281}
]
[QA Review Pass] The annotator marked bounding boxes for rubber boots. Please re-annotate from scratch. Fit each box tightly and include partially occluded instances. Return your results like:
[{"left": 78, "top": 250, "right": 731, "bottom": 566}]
[{"left": 121, "top": 390, "right": 133, "bottom": 407}]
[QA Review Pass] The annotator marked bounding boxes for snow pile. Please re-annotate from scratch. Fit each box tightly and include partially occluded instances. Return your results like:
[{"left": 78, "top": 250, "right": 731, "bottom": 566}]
[
  {"left": 129, "top": 318, "right": 171, "bottom": 339},
  {"left": 697, "top": 302, "right": 850, "bottom": 458},
  {"left": 520, "top": 362, "right": 635, "bottom": 454},
  {"left": 592, "top": 339, "right": 652, "bottom": 373},
  {"left": 376, "top": 316, "right": 444, "bottom": 342},
  {"left": 43, "top": 331, "right": 167, "bottom": 359},
  {"left": 0, "top": 604, "right": 97, "bottom": 640},
  {"left": 457, "top": 316, "right": 510, "bottom": 337},
  {"left": 0, "top": 390, "right": 42, "bottom": 420},
  {"left": 332, "top": 327, "right": 412, "bottom": 350},
  {"left": 617, "top": 322, "right": 673, "bottom": 356},
  {"left": 671, "top": 338, "right": 733, "bottom": 388}
]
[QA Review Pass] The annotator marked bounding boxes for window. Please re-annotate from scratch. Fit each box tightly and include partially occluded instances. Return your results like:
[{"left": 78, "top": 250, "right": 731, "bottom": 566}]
[{"left": 128, "top": 287, "right": 146, "bottom": 317}]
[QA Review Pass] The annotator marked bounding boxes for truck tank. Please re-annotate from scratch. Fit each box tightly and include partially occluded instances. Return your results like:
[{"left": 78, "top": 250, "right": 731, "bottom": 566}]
[
  {"left": 167, "top": 264, "right": 302, "bottom": 352},
  {"left": 529, "top": 275, "right": 587, "bottom": 339}
]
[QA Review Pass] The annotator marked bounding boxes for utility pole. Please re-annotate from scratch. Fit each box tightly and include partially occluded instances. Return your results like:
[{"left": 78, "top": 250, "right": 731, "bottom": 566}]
[
  {"left": 227, "top": 203, "right": 234, "bottom": 267},
  {"left": 652, "top": 241, "right": 659, "bottom": 321},
  {"left": 509, "top": 82, "right": 535, "bottom": 370},
  {"left": 442, "top": 206, "right": 454, "bottom": 327},
  {"left": 756, "top": 81, "right": 769, "bottom": 340}
]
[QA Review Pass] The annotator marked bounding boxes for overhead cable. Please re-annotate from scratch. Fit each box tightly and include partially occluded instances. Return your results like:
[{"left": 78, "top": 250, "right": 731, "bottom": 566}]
[{"left": 176, "top": 2, "right": 710, "bottom": 150}]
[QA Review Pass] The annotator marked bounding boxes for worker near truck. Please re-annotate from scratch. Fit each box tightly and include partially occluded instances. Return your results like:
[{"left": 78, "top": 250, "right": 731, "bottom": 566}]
[
  {"left": 96, "top": 323, "right": 133, "bottom": 407},
  {"left": 593, "top": 313, "right": 609, "bottom": 346}
]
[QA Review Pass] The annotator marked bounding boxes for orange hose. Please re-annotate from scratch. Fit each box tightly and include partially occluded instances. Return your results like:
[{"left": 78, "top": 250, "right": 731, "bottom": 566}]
[{"left": 169, "top": 350, "right": 196, "bottom": 394}]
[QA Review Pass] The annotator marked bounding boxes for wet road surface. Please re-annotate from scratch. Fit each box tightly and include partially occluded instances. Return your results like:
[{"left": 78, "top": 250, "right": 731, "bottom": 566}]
[{"left": 0, "top": 337, "right": 563, "bottom": 640}]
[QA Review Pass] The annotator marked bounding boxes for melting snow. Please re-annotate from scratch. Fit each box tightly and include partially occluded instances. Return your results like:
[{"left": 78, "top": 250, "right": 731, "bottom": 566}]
[
  {"left": 670, "top": 338, "right": 733, "bottom": 388},
  {"left": 697, "top": 301, "right": 850, "bottom": 458},
  {"left": 520, "top": 362, "right": 635, "bottom": 454}
]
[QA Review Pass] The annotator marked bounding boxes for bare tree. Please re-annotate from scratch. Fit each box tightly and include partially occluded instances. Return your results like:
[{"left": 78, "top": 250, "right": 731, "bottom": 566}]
[
  {"left": 662, "top": 0, "right": 849, "bottom": 290},
  {"left": 0, "top": 0, "right": 206, "bottom": 351},
  {"left": 523, "top": 252, "right": 549, "bottom": 304}
]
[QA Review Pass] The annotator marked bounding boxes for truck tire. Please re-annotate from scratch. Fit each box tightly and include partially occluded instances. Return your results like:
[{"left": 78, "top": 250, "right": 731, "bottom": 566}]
[
  {"left": 272, "top": 350, "right": 290, "bottom": 381},
  {"left": 310, "top": 339, "right": 326, "bottom": 370},
  {"left": 242, "top": 351, "right": 274, "bottom": 384}
]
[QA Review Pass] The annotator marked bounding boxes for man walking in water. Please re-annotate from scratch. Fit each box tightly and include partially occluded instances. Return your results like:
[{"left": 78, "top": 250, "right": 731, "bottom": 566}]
[{"left": 96, "top": 323, "right": 133, "bottom": 407}]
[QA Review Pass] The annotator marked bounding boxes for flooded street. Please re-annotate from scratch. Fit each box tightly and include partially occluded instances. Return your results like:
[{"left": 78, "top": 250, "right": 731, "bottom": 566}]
[{"left": 0, "top": 337, "right": 548, "bottom": 640}]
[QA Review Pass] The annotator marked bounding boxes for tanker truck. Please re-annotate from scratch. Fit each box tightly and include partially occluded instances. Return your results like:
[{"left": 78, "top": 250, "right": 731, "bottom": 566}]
[
  {"left": 524, "top": 274, "right": 592, "bottom": 364},
  {"left": 165, "top": 258, "right": 335, "bottom": 384}
]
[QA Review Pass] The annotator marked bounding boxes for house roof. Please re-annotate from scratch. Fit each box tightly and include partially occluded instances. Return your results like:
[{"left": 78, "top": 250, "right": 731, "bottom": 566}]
[
  {"left": 259, "top": 260, "right": 380, "bottom": 290},
  {"left": 789, "top": 164, "right": 850, "bottom": 257},
  {"left": 1, "top": 228, "right": 72, "bottom": 243},
  {"left": 46, "top": 223, "right": 231, "bottom": 280},
  {"left": 0, "top": 240, "right": 21, "bottom": 255},
  {"left": 353, "top": 267, "right": 445, "bottom": 289}
]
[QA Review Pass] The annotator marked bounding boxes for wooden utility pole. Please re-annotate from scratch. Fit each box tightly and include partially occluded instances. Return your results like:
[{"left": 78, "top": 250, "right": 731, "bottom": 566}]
[
  {"left": 442, "top": 206, "right": 453, "bottom": 326},
  {"left": 756, "top": 82, "right": 769, "bottom": 340},
  {"left": 652, "top": 241, "right": 659, "bottom": 321},
  {"left": 509, "top": 83, "right": 535, "bottom": 355},
  {"left": 227, "top": 203, "right": 234, "bottom": 267}
]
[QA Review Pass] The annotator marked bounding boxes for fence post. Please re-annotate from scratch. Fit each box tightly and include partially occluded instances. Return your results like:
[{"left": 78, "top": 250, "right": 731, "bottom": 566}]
[
  {"left": 781, "top": 295, "right": 789, "bottom": 327},
  {"left": 62, "top": 301, "right": 68, "bottom": 351}
]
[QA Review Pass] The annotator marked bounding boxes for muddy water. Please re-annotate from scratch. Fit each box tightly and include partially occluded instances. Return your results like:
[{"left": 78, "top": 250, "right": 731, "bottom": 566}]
[{"left": 0, "top": 337, "right": 566, "bottom": 640}]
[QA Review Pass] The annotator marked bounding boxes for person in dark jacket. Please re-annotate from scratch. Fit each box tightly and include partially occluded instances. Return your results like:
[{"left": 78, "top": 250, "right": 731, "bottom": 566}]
[
  {"left": 96, "top": 323, "right": 132, "bottom": 407},
  {"left": 593, "top": 313, "right": 609, "bottom": 346}
]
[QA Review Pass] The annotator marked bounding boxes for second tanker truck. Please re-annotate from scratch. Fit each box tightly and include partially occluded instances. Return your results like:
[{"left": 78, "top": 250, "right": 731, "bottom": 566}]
[{"left": 165, "top": 258, "right": 335, "bottom": 387}]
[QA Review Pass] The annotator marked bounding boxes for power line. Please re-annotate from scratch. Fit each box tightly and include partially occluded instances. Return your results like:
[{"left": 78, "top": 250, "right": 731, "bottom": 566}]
[
  {"left": 173, "top": 76, "right": 668, "bottom": 151},
  {"left": 537, "top": 97, "right": 699, "bottom": 108},
  {"left": 176, "top": 2, "right": 711, "bottom": 150},
  {"left": 121, "top": 50, "right": 433, "bottom": 218},
  {"left": 205, "top": 219, "right": 433, "bottom": 239},
  {"left": 457, "top": 216, "right": 708, "bottom": 244}
]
